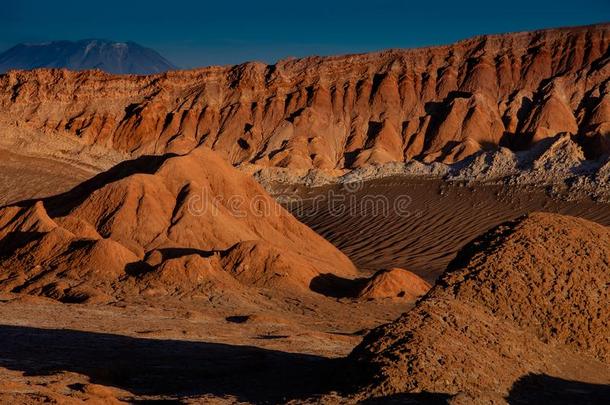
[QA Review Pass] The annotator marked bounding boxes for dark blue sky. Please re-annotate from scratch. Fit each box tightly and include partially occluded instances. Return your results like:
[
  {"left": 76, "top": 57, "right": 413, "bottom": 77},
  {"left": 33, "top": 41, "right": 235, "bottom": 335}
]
[{"left": 2, "top": 0, "right": 608, "bottom": 68}]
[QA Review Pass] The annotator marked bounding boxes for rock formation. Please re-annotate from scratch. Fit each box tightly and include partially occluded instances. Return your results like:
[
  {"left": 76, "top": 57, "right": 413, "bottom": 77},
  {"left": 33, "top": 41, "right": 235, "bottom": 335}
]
[
  {"left": 0, "top": 24, "right": 608, "bottom": 169},
  {"left": 349, "top": 212, "right": 610, "bottom": 400},
  {"left": 0, "top": 147, "right": 357, "bottom": 302}
]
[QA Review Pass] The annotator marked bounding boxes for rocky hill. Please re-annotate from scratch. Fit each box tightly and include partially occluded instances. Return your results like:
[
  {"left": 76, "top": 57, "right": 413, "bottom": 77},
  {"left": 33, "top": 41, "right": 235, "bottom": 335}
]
[
  {"left": 349, "top": 212, "right": 610, "bottom": 402},
  {"left": 0, "top": 24, "right": 607, "bottom": 170},
  {"left": 0, "top": 39, "right": 176, "bottom": 75}
]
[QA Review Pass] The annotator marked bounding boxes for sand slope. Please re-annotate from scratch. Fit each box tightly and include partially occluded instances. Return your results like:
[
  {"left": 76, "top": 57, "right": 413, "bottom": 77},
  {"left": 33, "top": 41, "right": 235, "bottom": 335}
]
[{"left": 356, "top": 268, "right": 430, "bottom": 300}]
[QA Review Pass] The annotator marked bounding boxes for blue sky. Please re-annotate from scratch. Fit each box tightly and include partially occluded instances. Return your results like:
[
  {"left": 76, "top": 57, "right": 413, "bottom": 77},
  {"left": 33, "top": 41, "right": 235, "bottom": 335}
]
[{"left": 1, "top": 0, "right": 608, "bottom": 68}]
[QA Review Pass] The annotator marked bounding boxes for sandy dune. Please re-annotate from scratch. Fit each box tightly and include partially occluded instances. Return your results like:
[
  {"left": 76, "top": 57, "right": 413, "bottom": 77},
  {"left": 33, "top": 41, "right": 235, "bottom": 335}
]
[{"left": 285, "top": 177, "right": 610, "bottom": 281}]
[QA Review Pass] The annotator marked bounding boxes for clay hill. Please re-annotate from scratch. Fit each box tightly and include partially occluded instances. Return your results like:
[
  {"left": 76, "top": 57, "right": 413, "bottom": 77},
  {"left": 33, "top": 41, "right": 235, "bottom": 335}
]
[
  {"left": 0, "top": 24, "right": 608, "bottom": 169},
  {"left": 0, "top": 147, "right": 360, "bottom": 303},
  {"left": 0, "top": 40, "right": 177, "bottom": 75},
  {"left": 349, "top": 212, "right": 610, "bottom": 402}
]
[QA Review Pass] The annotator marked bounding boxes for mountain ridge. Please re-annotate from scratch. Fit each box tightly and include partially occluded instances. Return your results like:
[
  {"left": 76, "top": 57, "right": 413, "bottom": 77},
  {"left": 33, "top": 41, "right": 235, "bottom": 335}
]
[
  {"left": 0, "top": 39, "right": 177, "bottom": 75},
  {"left": 0, "top": 23, "right": 608, "bottom": 169}
]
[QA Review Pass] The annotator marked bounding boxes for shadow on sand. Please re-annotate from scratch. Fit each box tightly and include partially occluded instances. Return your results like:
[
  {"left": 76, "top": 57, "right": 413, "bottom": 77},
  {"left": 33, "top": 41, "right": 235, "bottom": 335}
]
[
  {"left": 506, "top": 373, "right": 610, "bottom": 404},
  {"left": 1, "top": 325, "right": 608, "bottom": 404},
  {"left": 357, "top": 374, "right": 610, "bottom": 404},
  {"left": 0, "top": 324, "right": 340, "bottom": 403}
]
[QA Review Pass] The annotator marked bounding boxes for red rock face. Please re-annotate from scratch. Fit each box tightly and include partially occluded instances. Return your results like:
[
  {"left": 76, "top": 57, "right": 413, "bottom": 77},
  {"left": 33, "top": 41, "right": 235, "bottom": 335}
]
[{"left": 1, "top": 24, "right": 608, "bottom": 167}]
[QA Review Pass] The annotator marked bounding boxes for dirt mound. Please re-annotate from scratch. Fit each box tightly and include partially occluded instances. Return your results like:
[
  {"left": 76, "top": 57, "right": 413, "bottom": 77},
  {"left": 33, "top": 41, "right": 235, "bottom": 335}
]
[
  {"left": 0, "top": 24, "right": 608, "bottom": 169},
  {"left": 349, "top": 212, "right": 610, "bottom": 400},
  {"left": 0, "top": 147, "right": 357, "bottom": 302},
  {"left": 357, "top": 268, "right": 431, "bottom": 300}
]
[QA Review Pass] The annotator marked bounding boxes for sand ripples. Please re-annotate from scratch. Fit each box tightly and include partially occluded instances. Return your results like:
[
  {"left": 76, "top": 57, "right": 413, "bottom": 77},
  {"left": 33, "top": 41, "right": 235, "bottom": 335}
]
[{"left": 286, "top": 178, "right": 610, "bottom": 282}]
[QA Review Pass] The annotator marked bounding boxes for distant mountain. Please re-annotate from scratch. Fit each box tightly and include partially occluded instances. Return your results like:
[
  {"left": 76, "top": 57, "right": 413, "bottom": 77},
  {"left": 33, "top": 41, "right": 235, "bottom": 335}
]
[{"left": 0, "top": 39, "right": 177, "bottom": 75}]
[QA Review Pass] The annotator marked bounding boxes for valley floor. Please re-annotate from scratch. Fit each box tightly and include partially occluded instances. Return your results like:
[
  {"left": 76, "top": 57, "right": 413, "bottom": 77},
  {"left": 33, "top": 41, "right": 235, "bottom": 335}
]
[
  {"left": 0, "top": 292, "right": 410, "bottom": 404},
  {"left": 0, "top": 149, "right": 94, "bottom": 206},
  {"left": 280, "top": 177, "right": 610, "bottom": 282},
  {"left": 1, "top": 292, "right": 608, "bottom": 404}
]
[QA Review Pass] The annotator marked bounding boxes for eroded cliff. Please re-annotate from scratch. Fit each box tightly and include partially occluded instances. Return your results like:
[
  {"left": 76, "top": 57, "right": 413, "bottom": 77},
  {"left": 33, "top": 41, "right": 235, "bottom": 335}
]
[{"left": 1, "top": 24, "right": 608, "bottom": 169}]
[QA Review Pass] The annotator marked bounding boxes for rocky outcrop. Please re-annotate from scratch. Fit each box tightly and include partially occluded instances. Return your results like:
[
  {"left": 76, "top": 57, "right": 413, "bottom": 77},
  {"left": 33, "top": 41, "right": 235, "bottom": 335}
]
[
  {"left": 349, "top": 213, "right": 610, "bottom": 401},
  {"left": 0, "top": 24, "right": 608, "bottom": 169}
]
